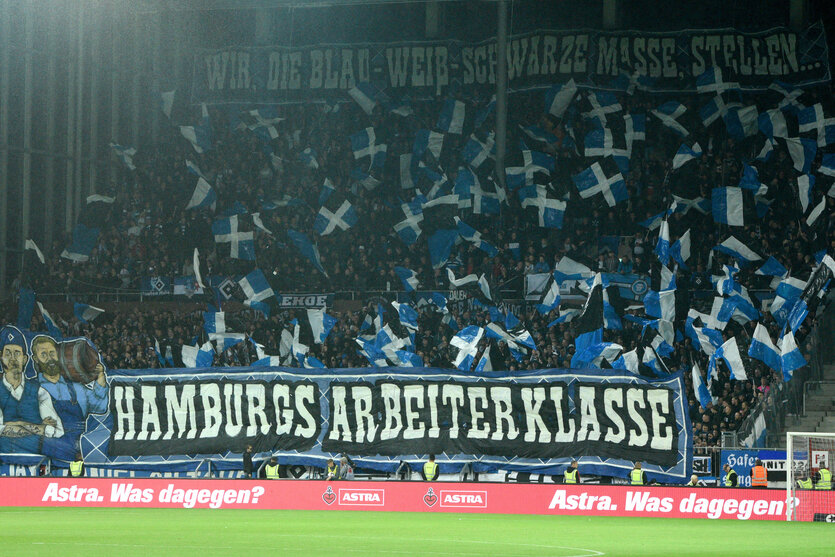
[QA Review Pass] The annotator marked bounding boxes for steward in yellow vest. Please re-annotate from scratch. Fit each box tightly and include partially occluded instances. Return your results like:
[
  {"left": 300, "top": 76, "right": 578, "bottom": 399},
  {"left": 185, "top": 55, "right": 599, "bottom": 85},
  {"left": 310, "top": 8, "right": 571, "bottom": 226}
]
[
  {"left": 630, "top": 462, "right": 646, "bottom": 485},
  {"left": 564, "top": 460, "right": 580, "bottom": 484},
  {"left": 265, "top": 458, "right": 280, "bottom": 480},
  {"left": 815, "top": 464, "right": 832, "bottom": 490},
  {"left": 69, "top": 453, "right": 84, "bottom": 477},
  {"left": 423, "top": 454, "right": 439, "bottom": 481}
]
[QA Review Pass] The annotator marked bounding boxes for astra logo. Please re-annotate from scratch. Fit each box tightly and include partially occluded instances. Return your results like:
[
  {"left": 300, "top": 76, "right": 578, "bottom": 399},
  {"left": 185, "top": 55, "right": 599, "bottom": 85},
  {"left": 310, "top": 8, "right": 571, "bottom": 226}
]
[
  {"left": 440, "top": 490, "right": 487, "bottom": 508},
  {"left": 338, "top": 489, "right": 385, "bottom": 506}
]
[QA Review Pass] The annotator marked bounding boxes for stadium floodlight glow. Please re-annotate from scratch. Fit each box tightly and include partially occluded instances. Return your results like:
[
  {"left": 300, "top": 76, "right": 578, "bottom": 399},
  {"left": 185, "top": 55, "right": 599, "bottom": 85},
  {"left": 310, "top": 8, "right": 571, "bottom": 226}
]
[{"left": 786, "top": 431, "right": 835, "bottom": 521}]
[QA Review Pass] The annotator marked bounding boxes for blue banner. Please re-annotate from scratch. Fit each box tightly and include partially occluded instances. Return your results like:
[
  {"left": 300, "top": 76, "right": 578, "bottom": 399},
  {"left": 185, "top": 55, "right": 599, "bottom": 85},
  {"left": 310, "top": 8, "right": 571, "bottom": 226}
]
[{"left": 72, "top": 366, "right": 693, "bottom": 483}]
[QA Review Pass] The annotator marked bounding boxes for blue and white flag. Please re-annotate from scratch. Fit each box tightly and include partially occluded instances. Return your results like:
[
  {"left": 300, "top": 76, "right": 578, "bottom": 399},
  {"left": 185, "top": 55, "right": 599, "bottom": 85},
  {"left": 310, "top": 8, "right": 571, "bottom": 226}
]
[
  {"left": 748, "top": 323, "right": 782, "bottom": 374},
  {"left": 672, "top": 142, "right": 702, "bottom": 170},
  {"left": 572, "top": 342, "right": 623, "bottom": 369},
  {"left": 797, "top": 174, "right": 815, "bottom": 214},
  {"left": 350, "top": 127, "right": 387, "bottom": 169},
  {"left": 505, "top": 150, "right": 555, "bottom": 189},
  {"left": 554, "top": 256, "right": 593, "bottom": 284},
  {"left": 545, "top": 79, "right": 577, "bottom": 118},
  {"left": 738, "top": 163, "right": 765, "bottom": 194},
  {"left": 462, "top": 132, "right": 495, "bottom": 170},
  {"left": 723, "top": 105, "right": 759, "bottom": 139},
  {"left": 756, "top": 256, "right": 788, "bottom": 278},
  {"left": 713, "top": 236, "right": 762, "bottom": 266},
  {"left": 182, "top": 341, "right": 215, "bottom": 368},
  {"left": 73, "top": 303, "right": 104, "bottom": 324},
  {"left": 700, "top": 94, "right": 741, "bottom": 127},
  {"left": 25, "top": 239, "right": 45, "bottom": 265},
  {"left": 573, "top": 157, "right": 628, "bottom": 207},
  {"left": 210, "top": 332, "right": 246, "bottom": 353},
  {"left": 160, "top": 89, "right": 175, "bottom": 119},
  {"left": 655, "top": 220, "right": 671, "bottom": 265},
  {"left": 696, "top": 66, "right": 738, "bottom": 94},
  {"left": 307, "top": 308, "right": 337, "bottom": 344},
  {"left": 60, "top": 224, "right": 99, "bottom": 262},
  {"left": 394, "top": 266, "right": 419, "bottom": 292},
  {"left": 437, "top": 98, "right": 465, "bottom": 134},
  {"left": 520, "top": 185, "right": 566, "bottom": 228},
  {"left": 758, "top": 108, "right": 788, "bottom": 139},
  {"left": 391, "top": 301, "right": 419, "bottom": 332},
  {"left": 797, "top": 103, "right": 835, "bottom": 147},
  {"left": 185, "top": 176, "right": 217, "bottom": 210},
  {"left": 819, "top": 153, "right": 835, "bottom": 177},
  {"left": 314, "top": 196, "right": 358, "bottom": 236},
  {"left": 769, "top": 81, "right": 805, "bottom": 113},
  {"left": 536, "top": 276, "right": 561, "bottom": 315},
  {"left": 109, "top": 143, "right": 136, "bottom": 170},
  {"left": 612, "top": 349, "right": 640, "bottom": 374},
  {"left": 179, "top": 103, "right": 212, "bottom": 153},
  {"left": 36, "top": 302, "right": 63, "bottom": 339},
  {"left": 692, "top": 362, "right": 714, "bottom": 409},
  {"left": 669, "top": 230, "right": 691, "bottom": 268},
  {"left": 779, "top": 329, "right": 806, "bottom": 379},
  {"left": 299, "top": 147, "right": 319, "bottom": 169},
  {"left": 807, "top": 197, "right": 826, "bottom": 227},
  {"left": 212, "top": 215, "right": 255, "bottom": 260},
  {"left": 394, "top": 350, "right": 423, "bottom": 368},
  {"left": 582, "top": 91, "right": 622, "bottom": 125},
  {"left": 782, "top": 136, "right": 817, "bottom": 174},
  {"left": 451, "top": 325, "right": 485, "bottom": 371},
  {"left": 644, "top": 289, "right": 675, "bottom": 321},
  {"left": 672, "top": 195, "right": 711, "bottom": 215},
  {"left": 710, "top": 337, "right": 747, "bottom": 381},
  {"left": 455, "top": 218, "right": 499, "bottom": 257},
  {"left": 288, "top": 229, "right": 328, "bottom": 277},
  {"left": 347, "top": 82, "right": 380, "bottom": 115},
  {"left": 472, "top": 176, "right": 504, "bottom": 215},
  {"left": 203, "top": 311, "right": 226, "bottom": 334},
  {"left": 651, "top": 101, "right": 689, "bottom": 136},
  {"left": 394, "top": 214, "right": 423, "bottom": 246},
  {"left": 712, "top": 187, "right": 744, "bottom": 227},
  {"left": 238, "top": 268, "right": 275, "bottom": 303}
]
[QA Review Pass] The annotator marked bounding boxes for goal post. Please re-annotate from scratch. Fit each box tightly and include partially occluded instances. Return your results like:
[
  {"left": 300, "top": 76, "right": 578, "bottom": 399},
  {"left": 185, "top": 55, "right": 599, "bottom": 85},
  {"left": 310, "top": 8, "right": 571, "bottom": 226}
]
[{"left": 787, "top": 431, "right": 835, "bottom": 521}]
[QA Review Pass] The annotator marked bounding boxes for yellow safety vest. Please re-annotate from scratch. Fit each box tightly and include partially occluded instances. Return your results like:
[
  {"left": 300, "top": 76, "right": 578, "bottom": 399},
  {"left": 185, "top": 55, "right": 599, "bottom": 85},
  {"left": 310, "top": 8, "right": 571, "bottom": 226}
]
[
  {"left": 69, "top": 460, "right": 83, "bottom": 477},
  {"left": 326, "top": 464, "right": 338, "bottom": 477},
  {"left": 564, "top": 469, "right": 578, "bottom": 484},
  {"left": 630, "top": 469, "right": 644, "bottom": 485},
  {"left": 424, "top": 461, "right": 438, "bottom": 480},
  {"left": 816, "top": 469, "right": 832, "bottom": 490},
  {"left": 265, "top": 464, "right": 280, "bottom": 479},
  {"left": 798, "top": 478, "right": 813, "bottom": 490},
  {"left": 724, "top": 469, "right": 737, "bottom": 487}
]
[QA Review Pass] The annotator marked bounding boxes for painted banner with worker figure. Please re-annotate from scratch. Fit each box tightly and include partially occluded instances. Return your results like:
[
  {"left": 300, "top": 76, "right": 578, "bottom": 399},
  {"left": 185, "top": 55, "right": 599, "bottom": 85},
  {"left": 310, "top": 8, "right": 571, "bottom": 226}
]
[
  {"left": 0, "top": 325, "right": 108, "bottom": 464},
  {"left": 191, "top": 21, "right": 830, "bottom": 104}
]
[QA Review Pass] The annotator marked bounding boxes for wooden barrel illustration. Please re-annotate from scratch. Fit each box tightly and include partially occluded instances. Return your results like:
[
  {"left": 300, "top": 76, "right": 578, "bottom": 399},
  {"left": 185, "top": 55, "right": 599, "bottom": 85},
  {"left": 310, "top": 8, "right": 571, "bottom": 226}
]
[{"left": 58, "top": 339, "right": 100, "bottom": 384}]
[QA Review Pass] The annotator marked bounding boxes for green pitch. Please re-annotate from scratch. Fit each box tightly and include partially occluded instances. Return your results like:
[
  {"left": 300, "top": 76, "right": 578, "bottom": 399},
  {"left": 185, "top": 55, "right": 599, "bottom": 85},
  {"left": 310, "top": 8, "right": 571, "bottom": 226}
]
[{"left": 3, "top": 507, "right": 835, "bottom": 556}]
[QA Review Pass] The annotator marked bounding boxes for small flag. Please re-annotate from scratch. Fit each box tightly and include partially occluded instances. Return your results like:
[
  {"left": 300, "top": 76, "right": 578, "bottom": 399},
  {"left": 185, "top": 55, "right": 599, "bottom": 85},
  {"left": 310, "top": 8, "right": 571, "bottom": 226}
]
[
  {"left": 712, "top": 187, "right": 744, "bottom": 227},
  {"left": 573, "top": 157, "right": 628, "bottom": 207},
  {"left": 73, "top": 303, "right": 104, "bottom": 324},
  {"left": 394, "top": 266, "right": 419, "bottom": 292},
  {"left": 436, "top": 98, "right": 465, "bottom": 134},
  {"left": 713, "top": 236, "right": 762, "bottom": 266},
  {"left": 672, "top": 142, "right": 702, "bottom": 170},
  {"left": 25, "top": 239, "right": 45, "bottom": 265},
  {"left": 545, "top": 79, "right": 577, "bottom": 118},
  {"left": 238, "top": 268, "right": 275, "bottom": 303}
]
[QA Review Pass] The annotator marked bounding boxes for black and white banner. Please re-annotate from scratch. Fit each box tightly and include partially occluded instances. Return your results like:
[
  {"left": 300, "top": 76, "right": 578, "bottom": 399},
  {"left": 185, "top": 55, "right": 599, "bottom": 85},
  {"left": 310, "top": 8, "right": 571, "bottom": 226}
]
[
  {"left": 191, "top": 22, "right": 829, "bottom": 104},
  {"left": 86, "top": 367, "right": 693, "bottom": 482}
]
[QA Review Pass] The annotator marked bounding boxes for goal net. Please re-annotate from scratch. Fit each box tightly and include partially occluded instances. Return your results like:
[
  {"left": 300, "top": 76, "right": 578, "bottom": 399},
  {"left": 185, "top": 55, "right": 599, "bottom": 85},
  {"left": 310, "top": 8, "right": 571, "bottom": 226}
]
[{"left": 787, "top": 432, "right": 835, "bottom": 521}]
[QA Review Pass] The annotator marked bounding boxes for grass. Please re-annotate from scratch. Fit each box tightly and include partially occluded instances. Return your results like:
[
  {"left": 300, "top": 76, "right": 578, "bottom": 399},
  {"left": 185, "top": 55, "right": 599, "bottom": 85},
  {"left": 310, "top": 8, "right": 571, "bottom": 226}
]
[{"left": 2, "top": 507, "right": 835, "bottom": 556}]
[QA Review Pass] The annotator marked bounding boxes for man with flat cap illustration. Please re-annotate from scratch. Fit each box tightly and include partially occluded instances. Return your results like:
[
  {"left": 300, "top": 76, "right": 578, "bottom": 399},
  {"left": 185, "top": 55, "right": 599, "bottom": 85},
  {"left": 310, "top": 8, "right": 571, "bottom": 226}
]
[{"left": 0, "top": 326, "right": 63, "bottom": 454}]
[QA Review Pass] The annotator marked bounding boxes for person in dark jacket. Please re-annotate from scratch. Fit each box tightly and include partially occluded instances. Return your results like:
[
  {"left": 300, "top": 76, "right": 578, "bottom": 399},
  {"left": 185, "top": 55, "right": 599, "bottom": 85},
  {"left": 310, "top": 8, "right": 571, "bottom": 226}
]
[{"left": 243, "top": 445, "right": 253, "bottom": 478}]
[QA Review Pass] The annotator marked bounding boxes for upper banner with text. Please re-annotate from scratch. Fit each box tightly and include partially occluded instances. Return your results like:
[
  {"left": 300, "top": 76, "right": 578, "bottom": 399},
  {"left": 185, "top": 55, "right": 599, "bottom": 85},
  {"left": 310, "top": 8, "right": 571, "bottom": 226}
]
[{"left": 191, "top": 23, "right": 829, "bottom": 104}]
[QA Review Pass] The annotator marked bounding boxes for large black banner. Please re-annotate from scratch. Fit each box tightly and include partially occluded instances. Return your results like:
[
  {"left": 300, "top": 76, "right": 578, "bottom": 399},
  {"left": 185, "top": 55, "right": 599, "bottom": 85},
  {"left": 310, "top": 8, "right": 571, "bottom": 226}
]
[
  {"left": 93, "top": 367, "right": 692, "bottom": 481},
  {"left": 191, "top": 22, "right": 830, "bottom": 104}
]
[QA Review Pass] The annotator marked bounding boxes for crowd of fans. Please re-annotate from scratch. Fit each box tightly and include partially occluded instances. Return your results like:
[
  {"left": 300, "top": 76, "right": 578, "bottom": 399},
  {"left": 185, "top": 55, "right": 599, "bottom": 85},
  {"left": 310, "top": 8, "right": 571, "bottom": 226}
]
[{"left": 5, "top": 73, "right": 835, "bottom": 449}]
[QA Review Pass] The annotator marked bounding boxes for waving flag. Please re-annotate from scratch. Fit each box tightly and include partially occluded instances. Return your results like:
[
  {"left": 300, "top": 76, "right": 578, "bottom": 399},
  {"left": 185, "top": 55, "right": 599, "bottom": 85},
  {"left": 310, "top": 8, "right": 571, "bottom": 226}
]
[
  {"left": 651, "top": 101, "right": 689, "bottom": 136},
  {"left": 710, "top": 337, "right": 747, "bottom": 381},
  {"left": 714, "top": 236, "right": 762, "bottom": 266},
  {"left": 545, "top": 79, "right": 577, "bottom": 118},
  {"left": 723, "top": 105, "right": 759, "bottom": 139},
  {"left": 700, "top": 94, "right": 741, "bottom": 127},
  {"left": 203, "top": 311, "right": 226, "bottom": 334},
  {"left": 779, "top": 329, "right": 806, "bottom": 379},
  {"left": 73, "top": 303, "right": 104, "bottom": 324},
  {"left": 581, "top": 91, "right": 622, "bottom": 125},
  {"left": 60, "top": 224, "right": 99, "bottom": 262},
  {"left": 462, "top": 132, "right": 495, "bottom": 171},
  {"left": 351, "top": 127, "right": 387, "bottom": 169},
  {"left": 456, "top": 218, "right": 499, "bottom": 257},
  {"left": 314, "top": 193, "right": 357, "bottom": 236},
  {"left": 25, "top": 239, "right": 45, "bottom": 265},
  {"left": 520, "top": 185, "right": 565, "bottom": 228},
  {"left": 748, "top": 323, "right": 782, "bottom": 373},
  {"left": 451, "top": 326, "right": 485, "bottom": 371},
  {"left": 780, "top": 136, "right": 817, "bottom": 174},
  {"left": 573, "top": 157, "right": 628, "bottom": 207},
  {"left": 505, "top": 150, "right": 555, "bottom": 189},
  {"left": 655, "top": 220, "right": 671, "bottom": 265},
  {"left": 696, "top": 66, "right": 738, "bottom": 94},
  {"left": 644, "top": 289, "right": 675, "bottom": 321},
  {"left": 670, "top": 230, "right": 691, "bottom": 268},
  {"left": 109, "top": 143, "right": 136, "bottom": 170},
  {"left": 185, "top": 175, "right": 217, "bottom": 210},
  {"left": 798, "top": 103, "right": 835, "bottom": 147},
  {"left": 436, "top": 98, "right": 465, "bottom": 134},
  {"left": 391, "top": 301, "right": 419, "bottom": 332},
  {"left": 238, "top": 269, "right": 275, "bottom": 303},
  {"left": 571, "top": 274, "right": 604, "bottom": 367},
  {"left": 756, "top": 256, "right": 788, "bottom": 278},
  {"left": 692, "top": 363, "right": 714, "bottom": 409},
  {"left": 347, "top": 82, "right": 380, "bottom": 115},
  {"left": 307, "top": 308, "right": 337, "bottom": 344},
  {"left": 394, "top": 266, "right": 419, "bottom": 292},
  {"left": 179, "top": 103, "right": 212, "bottom": 153},
  {"left": 36, "top": 302, "right": 63, "bottom": 339},
  {"left": 182, "top": 341, "right": 214, "bottom": 368},
  {"left": 758, "top": 108, "right": 788, "bottom": 139},
  {"left": 212, "top": 215, "right": 255, "bottom": 260},
  {"left": 712, "top": 187, "right": 744, "bottom": 227},
  {"left": 672, "top": 142, "right": 702, "bottom": 170},
  {"left": 288, "top": 229, "right": 328, "bottom": 277}
]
